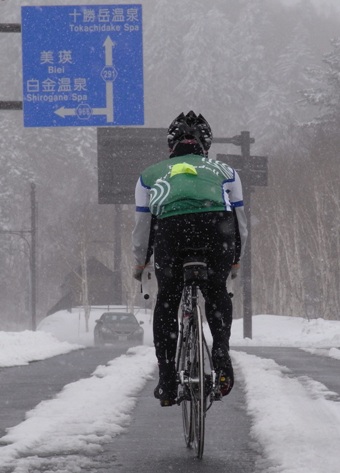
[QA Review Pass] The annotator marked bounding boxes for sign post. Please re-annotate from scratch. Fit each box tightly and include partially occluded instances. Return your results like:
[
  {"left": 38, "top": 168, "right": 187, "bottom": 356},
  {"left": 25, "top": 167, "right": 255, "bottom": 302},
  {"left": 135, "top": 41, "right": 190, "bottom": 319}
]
[
  {"left": 217, "top": 132, "right": 268, "bottom": 339},
  {"left": 21, "top": 4, "right": 144, "bottom": 127}
]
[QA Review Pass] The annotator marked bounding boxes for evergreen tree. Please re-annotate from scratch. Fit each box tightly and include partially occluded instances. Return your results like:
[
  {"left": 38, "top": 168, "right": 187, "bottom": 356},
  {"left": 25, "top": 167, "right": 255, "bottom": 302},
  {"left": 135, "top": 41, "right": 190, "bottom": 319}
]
[
  {"left": 226, "top": 0, "right": 270, "bottom": 129},
  {"left": 251, "top": 24, "right": 314, "bottom": 149},
  {"left": 176, "top": 4, "right": 235, "bottom": 134},
  {"left": 301, "top": 38, "right": 340, "bottom": 134},
  {"left": 144, "top": 0, "right": 188, "bottom": 126}
]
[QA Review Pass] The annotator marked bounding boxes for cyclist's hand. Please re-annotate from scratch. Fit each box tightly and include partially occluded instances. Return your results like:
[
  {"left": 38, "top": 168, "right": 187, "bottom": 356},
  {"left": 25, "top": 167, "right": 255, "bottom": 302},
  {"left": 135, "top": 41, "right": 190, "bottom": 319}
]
[
  {"left": 231, "top": 263, "right": 240, "bottom": 280},
  {"left": 133, "top": 265, "right": 145, "bottom": 282}
]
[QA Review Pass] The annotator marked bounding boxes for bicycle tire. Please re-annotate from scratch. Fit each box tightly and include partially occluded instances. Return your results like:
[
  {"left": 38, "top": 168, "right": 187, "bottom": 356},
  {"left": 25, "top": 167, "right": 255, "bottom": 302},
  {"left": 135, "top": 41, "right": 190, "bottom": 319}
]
[
  {"left": 177, "top": 286, "right": 209, "bottom": 458},
  {"left": 191, "top": 305, "right": 206, "bottom": 458},
  {"left": 179, "top": 318, "right": 194, "bottom": 447}
]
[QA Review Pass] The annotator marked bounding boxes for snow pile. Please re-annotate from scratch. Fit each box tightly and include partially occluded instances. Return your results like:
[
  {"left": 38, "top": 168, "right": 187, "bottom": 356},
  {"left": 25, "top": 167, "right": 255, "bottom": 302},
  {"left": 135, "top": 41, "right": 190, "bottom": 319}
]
[
  {"left": 231, "top": 315, "right": 340, "bottom": 348},
  {"left": 0, "top": 330, "right": 81, "bottom": 367},
  {"left": 234, "top": 351, "right": 340, "bottom": 473}
]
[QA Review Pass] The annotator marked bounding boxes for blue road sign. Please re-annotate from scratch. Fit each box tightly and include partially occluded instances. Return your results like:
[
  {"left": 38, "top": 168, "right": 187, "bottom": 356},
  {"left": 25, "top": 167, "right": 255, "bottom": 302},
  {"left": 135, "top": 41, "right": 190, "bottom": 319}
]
[{"left": 21, "top": 5, "right": 144, "bottom": 127}]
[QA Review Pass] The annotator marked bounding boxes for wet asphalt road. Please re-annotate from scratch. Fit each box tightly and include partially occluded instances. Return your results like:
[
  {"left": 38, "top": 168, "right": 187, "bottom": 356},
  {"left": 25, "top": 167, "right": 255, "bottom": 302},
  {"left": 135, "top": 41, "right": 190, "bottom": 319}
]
[
  {"left": 0, "top": 346, "right": 339, "bottom": 472},
  {"left": 100, "top": 346, "right": 340, "bottom": 472},
  {"left": 233, "top": 346, "right": 340, "bottom": 397},
  {"left": 103, "top": 374, "right": 260, "bottom": 473},
  {"left": 0, "top": 345, "right": 128, "bottom": 439}
]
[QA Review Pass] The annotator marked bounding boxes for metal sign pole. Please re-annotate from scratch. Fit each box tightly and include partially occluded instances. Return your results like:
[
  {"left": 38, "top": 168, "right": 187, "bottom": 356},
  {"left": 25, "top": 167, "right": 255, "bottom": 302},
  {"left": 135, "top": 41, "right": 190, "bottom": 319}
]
[
  {"left": 240, "top": 132, "right": 253, "bottom": 339},
  {"left": 216, "top": 132, "right": 268, "bottom": 339}
]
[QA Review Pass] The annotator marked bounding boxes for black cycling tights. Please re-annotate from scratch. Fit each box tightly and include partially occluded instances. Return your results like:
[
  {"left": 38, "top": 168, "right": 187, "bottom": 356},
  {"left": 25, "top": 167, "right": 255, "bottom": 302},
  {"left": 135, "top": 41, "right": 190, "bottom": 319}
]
[{"left": 152, "top": 212, "right": 235, "bottom": 365}]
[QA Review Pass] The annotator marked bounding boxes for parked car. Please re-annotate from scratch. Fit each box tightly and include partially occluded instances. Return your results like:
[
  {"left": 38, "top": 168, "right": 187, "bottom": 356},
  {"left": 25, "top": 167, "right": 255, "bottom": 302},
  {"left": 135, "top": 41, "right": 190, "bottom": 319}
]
[{"left": 94, "top": 312, "right": 144, "bottom": 346}]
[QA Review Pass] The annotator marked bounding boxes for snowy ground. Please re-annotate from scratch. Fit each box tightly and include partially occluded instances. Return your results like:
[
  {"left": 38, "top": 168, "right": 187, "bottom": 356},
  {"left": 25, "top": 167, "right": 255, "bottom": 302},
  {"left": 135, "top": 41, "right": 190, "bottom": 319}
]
[{"left": 0, "top": 308, "right": 339, "bottom": 472}]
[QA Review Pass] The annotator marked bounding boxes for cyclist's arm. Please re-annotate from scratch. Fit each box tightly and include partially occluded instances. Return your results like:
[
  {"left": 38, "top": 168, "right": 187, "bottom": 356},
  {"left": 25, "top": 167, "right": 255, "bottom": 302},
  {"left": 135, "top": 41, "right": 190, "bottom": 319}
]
[
  {"left": 132, "top": 176, "right": 153, "bottom": 267},
  {"left": 234, "top": 206, "right": 247, "bottom": 261},
  {"left": 229, "top": 170, "right": 248, "bottom": 261},
  {"left": 232, "top": 208, "right": 241, "bottom": 263}
]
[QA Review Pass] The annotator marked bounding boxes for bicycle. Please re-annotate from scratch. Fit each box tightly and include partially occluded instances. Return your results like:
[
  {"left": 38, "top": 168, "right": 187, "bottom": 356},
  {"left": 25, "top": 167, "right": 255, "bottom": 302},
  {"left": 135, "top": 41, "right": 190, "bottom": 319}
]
[
  {"left": 175, "top": 255, "right": 224, "bottom": 459},
  {"left": 141, "top": 255, "right": 228, "bottom": 458}
]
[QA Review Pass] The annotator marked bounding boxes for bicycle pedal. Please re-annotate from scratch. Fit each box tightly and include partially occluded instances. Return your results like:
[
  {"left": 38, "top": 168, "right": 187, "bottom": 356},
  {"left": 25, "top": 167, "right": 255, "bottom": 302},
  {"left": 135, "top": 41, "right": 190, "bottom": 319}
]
[
  {"left": 177, "top": 389, "right": 191, "bottom": 404},
  {"left": 212, "top": 391, "right": 222, "bottom": 401},
  {"left": 176, "top": 395, "right": 185, "bottom": 405},
  {"left": 160, "top": 399, "right": 177, "bottom": 407}
]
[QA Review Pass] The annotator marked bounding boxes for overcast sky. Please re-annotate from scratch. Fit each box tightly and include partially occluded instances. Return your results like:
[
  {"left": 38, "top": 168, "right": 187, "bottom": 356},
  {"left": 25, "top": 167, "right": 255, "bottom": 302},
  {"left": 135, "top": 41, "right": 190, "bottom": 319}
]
[{"left": 282, "top": 0, "right": 340, "bottom": 13}]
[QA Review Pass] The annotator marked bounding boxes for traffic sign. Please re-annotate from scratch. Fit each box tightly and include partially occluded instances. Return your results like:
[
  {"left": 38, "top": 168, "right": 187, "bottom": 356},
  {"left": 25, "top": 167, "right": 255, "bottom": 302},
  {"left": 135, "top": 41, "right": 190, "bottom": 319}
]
[
  {"left": 217, "top": 153, "right": 268, "bottom": 187},
  {"left": 98, "top": 128, "right": 168, "bottom": 204},
  {"left": 217, "top": 154, "right": 243, "bottom": 173},
  {"left": 21, "top": 5, "right": 144, "bottom": 127}
]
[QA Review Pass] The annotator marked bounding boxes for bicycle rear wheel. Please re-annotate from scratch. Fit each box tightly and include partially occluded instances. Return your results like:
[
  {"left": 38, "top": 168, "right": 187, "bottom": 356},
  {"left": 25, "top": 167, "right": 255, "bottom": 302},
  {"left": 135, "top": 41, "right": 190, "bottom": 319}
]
[
  {"left": 190, "top": 305, "right": 206, "bottom": 458},
  {"left": 178, "top": 303, "right": 207, "bottom": 457},
  {"left": 178, "top": 319, "right": 194, "bottom": 447}
]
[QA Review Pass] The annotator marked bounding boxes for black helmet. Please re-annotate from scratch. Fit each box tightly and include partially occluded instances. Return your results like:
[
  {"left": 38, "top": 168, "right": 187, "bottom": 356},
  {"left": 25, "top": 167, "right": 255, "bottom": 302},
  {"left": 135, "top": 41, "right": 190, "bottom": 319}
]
[{"left": 167, "top": 111, "right": 213, "bottom": 154}]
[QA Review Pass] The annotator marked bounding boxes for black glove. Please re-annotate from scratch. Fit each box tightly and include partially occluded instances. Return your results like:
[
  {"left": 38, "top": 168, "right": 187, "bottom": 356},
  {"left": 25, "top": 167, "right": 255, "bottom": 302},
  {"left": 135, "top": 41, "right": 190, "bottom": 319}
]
[
  {"left": 231, "top": 263, "right": 240, "bottom": 280},
  {"left": 133, "top": 265, "right": 145, "bottom": 282}
]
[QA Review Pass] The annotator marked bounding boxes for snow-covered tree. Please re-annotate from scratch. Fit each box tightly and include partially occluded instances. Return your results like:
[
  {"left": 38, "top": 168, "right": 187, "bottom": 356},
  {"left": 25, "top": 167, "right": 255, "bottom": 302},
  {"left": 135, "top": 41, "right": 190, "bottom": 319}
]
[{"left": 301, "top": 38, "right": 340, "bottom": 134}]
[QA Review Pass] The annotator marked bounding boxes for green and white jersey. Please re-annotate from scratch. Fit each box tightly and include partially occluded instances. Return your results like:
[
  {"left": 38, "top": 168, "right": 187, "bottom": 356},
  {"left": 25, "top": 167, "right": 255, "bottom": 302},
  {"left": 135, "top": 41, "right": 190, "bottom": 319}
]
[
  {"left": 136, "top": 154, "right": 244, "bottom": 218},
  {"left": 132, "top": 154, "right": 248, "bottom": 267}
]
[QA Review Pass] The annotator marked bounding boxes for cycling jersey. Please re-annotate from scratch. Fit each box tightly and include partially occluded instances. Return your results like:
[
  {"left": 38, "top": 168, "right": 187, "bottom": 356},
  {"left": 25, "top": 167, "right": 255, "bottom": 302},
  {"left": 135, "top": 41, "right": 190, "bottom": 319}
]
[
  {"left": 135, "top": 154, "right": 244, "bottom": 219},
  {"left": 133, "top": 154, "right": 247, "bottom": 268}
]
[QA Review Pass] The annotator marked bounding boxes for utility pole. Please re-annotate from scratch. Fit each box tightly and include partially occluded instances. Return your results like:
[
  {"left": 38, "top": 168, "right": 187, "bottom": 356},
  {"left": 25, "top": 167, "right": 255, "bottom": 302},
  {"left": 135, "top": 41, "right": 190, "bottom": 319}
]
[
  {"left": 0, "top": 183, "right": 37, "bottom": 330},
  {"left": 30, "top": 182, "right": 37, "bottom": 331},
  {"left": 114, "top": 204, "right": 122, "bottom": 304}
]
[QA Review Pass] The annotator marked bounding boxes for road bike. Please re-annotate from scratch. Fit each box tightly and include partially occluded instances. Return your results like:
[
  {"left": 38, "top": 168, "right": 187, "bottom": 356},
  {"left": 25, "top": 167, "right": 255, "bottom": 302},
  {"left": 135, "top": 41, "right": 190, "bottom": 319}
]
[
  {"left": 142, "top": 255, "right": 227, "bottom": 458},
  {"left": 175, "top": 255, "right": 224, "bottom": 459}
]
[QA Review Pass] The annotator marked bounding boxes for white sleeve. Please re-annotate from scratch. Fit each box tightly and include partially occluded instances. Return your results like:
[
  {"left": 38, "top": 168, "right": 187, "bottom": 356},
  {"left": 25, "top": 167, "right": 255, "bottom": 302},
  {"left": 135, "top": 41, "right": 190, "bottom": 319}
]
[
  {"left": 229, "top": 170, "right": 244, "bottom": 208},
  {"left": 132, "top": 177, "right": 152, "bottom": 266},
  {"left": 230, "top": 170, "right": 248, "bottom": 260}
]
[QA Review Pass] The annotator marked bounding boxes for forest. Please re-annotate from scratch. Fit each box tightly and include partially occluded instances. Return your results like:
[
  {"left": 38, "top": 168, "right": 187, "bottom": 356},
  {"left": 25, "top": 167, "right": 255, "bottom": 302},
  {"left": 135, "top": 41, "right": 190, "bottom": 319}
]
[{"left": 0, "top": 0, "right": 340, "bottom": 328}]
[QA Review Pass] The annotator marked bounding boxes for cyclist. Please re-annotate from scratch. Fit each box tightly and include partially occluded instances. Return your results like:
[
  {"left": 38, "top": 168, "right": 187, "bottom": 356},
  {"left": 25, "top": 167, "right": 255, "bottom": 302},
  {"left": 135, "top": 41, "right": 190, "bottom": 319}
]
[{"left": 132, "top": 111, "right": 248, "bottom": 405}]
